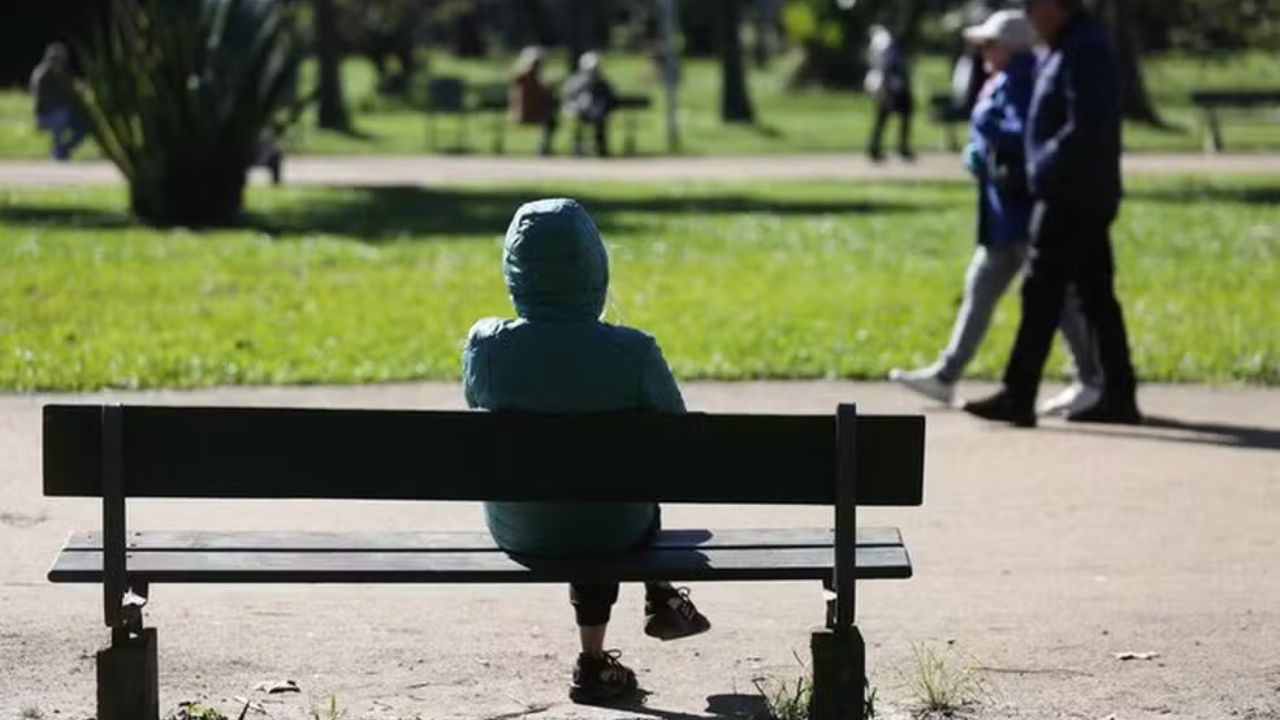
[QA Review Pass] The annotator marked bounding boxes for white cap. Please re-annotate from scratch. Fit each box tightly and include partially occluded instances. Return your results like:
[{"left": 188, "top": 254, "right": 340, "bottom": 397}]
[{"left": 963, "top": 10, "right": 1034, "bottom": 50}]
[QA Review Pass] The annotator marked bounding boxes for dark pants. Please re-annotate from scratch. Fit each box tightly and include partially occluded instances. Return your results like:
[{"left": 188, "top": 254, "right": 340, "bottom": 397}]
[
  {"left": 537, "top": 114, "right": 558, "bottom": 156},
  {"left": 572, "top": 116, "right": 610, "bottom": 158},
  {"left": 868, "top": 96, "right": 914, "bottom": 159},
  {"left": 1002, "top": 202, "right": 1137, "bottom": 409},
  {"left": 570, "top": 581, "right": 672, "bottom": 626},
  {"left": 568, "top": 508, "right": 664, "bottom": 626}
]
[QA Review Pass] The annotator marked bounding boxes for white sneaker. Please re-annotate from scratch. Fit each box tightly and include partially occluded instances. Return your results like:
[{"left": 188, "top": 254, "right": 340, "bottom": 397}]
[
  {"left": 1038, "top": 383, "right": 1103, "bottom": 416},
  {"left": 889, "top": 367, "right": 955, "bottom": 405}
]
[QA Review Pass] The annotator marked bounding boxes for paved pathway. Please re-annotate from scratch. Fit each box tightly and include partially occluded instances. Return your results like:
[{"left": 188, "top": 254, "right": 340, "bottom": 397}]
[
  {"left": 0, "top": 151, "right": 1277, "bottom": 188},
  {"left": 2, "top": 381, "right": 1278, "bottom": 719}
]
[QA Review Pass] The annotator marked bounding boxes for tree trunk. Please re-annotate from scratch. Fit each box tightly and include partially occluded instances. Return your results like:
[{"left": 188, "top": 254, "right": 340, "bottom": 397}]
[
  {"left": 1098, "top": 0, "right": 1165, "bottom": 125},
  {"left": 716, "top": 0, "right": 754, "bottom": 123},
  {"left": 752, "top": 0, "right": 778, "bottom": 69},
  {"left": 565, "top": 0, "right": 593, "bottom": 73},
  {"left": 313, "top": 0, "right": 349, "bottom": 131}
]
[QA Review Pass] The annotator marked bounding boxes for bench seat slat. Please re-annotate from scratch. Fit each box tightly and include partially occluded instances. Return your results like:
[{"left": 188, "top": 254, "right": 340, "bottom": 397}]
[
  {"left": 49, "top": 546, "right": 912, "bottom": 584},
  {"left": 63, "top": 527, "right": 903, "bottom": 553}
]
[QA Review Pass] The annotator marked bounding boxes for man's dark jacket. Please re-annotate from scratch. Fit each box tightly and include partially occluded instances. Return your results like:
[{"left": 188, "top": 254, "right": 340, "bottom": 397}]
[{"left": 1026, "top": 12, "right": 1123, "bottom": 214}]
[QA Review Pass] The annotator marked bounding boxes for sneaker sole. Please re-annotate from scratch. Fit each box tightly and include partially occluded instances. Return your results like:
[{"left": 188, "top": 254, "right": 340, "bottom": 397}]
[
  {"left": 644, "top": 621, "right": 711, "bottom": 642},
  {"left": 569, "top": 684, "right": 639, "bottom": 705}
]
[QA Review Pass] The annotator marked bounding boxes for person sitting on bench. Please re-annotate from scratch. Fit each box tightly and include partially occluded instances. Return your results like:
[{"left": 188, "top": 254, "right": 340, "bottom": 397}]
[
  {"left": 462, "top": 198, "right": 711, "bottom": 705},
  {"left": 562, "top": 52, "right": 618, "bottom": 157},
  {"left": 510, "top": 46, "right": 558, "bottom": 156}
]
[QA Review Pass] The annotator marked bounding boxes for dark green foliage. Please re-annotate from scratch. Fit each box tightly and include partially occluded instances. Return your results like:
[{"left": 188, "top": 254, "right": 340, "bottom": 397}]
[{"left": 76, "top": 0, "right": 303, "bottom": 226}]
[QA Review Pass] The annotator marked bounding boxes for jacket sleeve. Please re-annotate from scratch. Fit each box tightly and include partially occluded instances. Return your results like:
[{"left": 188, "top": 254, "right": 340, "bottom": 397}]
[
  {"left": 1028, "top": 39, "right": 1119, "bottom": 197},
  {"left": 973, "top": 74, "right": 1030, "bottom": 158},
  {"left": 640, "top": 339, "right": 686, "bottom": 414},
  {"left": 461, "top": 322, "right": 495, "bottom": 410}
]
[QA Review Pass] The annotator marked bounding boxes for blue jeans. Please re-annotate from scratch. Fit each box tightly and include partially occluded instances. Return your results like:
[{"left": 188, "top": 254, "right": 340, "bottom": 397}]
[
  {"left": 37, "top": 109, "right": 86, "bottom": 161},
  {"left": 937, "top": 243, "right": 1103, "bottom": 388}
]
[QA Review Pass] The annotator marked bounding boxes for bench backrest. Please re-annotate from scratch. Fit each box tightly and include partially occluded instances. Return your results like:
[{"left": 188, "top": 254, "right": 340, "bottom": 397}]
[
  {"left": 1190, "top": 90, "right": 1280, "bottom": 106},
  {"left": 44, "top": 405, "right": 925, "bottom": 506}
]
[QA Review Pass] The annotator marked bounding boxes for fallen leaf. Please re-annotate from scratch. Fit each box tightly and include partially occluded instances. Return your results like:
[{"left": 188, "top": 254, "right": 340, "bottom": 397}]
[
  {"left": 254, "top": 679, "right": 300, "bottom": 694},
  {"left": 1114, "top": 651, "right": 1160, "bottom": 661}
]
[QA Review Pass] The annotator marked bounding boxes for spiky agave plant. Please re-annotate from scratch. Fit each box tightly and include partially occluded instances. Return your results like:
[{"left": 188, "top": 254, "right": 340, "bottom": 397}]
[{"left": 76, "top": 0, "right": 302, "bottom": 226}]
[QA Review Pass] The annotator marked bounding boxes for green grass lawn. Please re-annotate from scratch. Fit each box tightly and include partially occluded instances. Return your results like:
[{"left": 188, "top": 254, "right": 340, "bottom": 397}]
[
  {"left": 3, "top": 51, "right": 1280, "bottom": 159},
  {"left": 1, "top": 175, "right": 1277, "bottom": 391}
]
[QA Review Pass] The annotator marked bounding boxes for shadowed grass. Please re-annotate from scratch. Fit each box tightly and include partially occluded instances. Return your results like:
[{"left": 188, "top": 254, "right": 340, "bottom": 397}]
[{"left": 0, "top": 175, "right": 1277, "bottom": 391}]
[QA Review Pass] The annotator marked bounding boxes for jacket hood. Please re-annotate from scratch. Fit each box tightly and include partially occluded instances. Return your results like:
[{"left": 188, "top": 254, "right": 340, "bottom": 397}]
[{"left": 503, "top": 198, "right": 609, "bottom": 321}]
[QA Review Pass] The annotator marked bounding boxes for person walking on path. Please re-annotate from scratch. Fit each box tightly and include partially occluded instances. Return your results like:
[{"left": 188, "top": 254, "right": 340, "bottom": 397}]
[
  {"left": 29, "top": 43, "right": 87, "bottom": 162},
  {"left": 864, "top": 25, "right": 916, "bottom": 162},
  {"left": 891, "top": 10, "right": 1103, "bottom": 415},
  {"left": 462, "top": 198, "right": 710, "bottom": 705},
  {"left": 964, "top": 0, "right": 1141, "bottom": 428}
]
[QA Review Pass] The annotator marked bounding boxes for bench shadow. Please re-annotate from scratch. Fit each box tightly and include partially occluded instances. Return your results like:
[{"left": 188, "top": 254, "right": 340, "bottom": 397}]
[
  {"left": 1042, "top": 415, "right": 1280, "bottom": 452},
  {"left": 597, "top": 693, "right": 770, "bottom": 720},
  {"left": 1, "top": 185, "right": 931, "bottom": 241}
]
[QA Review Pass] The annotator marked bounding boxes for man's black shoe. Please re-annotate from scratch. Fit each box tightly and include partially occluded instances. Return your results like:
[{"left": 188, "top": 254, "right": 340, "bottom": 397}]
[
  {"left": 1066, "top": 396, "right": 1143, "bottom": 425},
  {"left": 962, "top": 390, "right": 1037, "bottom": 428}
]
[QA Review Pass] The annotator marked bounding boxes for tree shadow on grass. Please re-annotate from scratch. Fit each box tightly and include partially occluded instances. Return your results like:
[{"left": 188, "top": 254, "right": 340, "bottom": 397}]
[
  {"left": 1129, "top": 184, "right": 1280, "bottom": 206},
  {"left": 0, "top": 185, "right": 932, "bottom": 242},
  {"left": 0, "top": 204, "right": 133, "bottom": 230}
]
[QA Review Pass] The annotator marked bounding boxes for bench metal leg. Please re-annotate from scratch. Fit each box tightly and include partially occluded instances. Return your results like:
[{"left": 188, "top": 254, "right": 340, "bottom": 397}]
[
  {"left": 1205, "top": 109, "right": 1224, "bottom": 153},
  {"left": 809, "top": 626, "right": 866, "bottom": 720},
  {"left": 97, "top": 627, "right": 159, "bottom": 720}
]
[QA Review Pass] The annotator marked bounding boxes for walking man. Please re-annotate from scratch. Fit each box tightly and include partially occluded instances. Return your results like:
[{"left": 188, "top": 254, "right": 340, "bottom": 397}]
[{"left": 964, "top": 0, "right": 1141, "bottom": 428}]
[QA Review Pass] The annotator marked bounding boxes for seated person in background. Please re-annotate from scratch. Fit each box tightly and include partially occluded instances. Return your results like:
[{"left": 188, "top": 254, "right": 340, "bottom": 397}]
[
  {"left": 462, "top": 198, "right": 710, "bottom": 705},
  {"left": 561, "top": 52, "right": 618, "bottom": 157},
  {"left": 510, "top": 46, "right": 558, "bottom": 156}
]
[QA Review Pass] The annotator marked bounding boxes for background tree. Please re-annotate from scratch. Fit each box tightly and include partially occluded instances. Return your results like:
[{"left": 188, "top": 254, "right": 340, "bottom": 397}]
[
  {"left": 716, "top": 0, "right": 756, "bottom": 122},
  {"left": 334, "top": 0, "right": 425, "bottom": 97},
  {"left": 313, "top": 0, "right": 349, "bottom": 130},
  {"left": 77, "top": 0, "right": 303, "bottom": 226}
]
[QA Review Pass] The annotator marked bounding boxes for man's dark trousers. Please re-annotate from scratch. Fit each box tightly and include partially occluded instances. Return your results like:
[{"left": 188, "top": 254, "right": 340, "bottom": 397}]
[{"left": 1003, "top": 200, "right": 1136, "bottom": 409}]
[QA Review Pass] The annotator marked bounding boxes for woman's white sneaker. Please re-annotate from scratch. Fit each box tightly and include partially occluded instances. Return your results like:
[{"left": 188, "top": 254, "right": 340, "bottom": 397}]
[
  {"left": 888, "top": 367, "right": 955, "bottom": 405},
  {"left": 1039, "top": 383, "right": 1102, "bottom": 416}
]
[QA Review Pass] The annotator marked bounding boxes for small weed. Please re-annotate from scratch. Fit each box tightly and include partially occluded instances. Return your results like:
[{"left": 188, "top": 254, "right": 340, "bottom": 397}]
[
  {"left": 168, "top": 703, "right": 229, "bottom": 720},
  {"left": 752, "top": 672, "right": 812, "bottom": 720},
  {"left": 311, "top": 696, "right": 347, "bottom": 720},
  {"left": 750, "top": 651, "right": 879, "bottom": 720},
  {"left": 20, "top": 706, "right": 44, "bottom": 720},
  {"left": 899, "top": 642, "right": 986, "bottom": 718}
]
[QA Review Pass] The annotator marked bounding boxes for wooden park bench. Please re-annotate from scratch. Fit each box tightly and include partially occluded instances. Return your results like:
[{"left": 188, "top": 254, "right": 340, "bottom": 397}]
[
  {"left": 1190, "top": 89, "right": 1280, "bottom": 153},
  {"left": 43, "top": 403, "right": 925, "bottom": 720},
  {"left": 929, "top": 92, "right": 968, "bottom": 152},
  {"left": 614, "top": 93, "right": 653, "bottom": 156}
]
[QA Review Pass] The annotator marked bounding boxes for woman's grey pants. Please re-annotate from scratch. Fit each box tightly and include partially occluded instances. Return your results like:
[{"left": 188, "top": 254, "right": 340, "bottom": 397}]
[{"left": 935, "top": 243, "right": 1103, "bottom": 387}]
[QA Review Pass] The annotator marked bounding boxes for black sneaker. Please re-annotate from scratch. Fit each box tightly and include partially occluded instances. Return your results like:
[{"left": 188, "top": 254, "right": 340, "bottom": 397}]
[
  {"left": 569, "top": 650, "right": 639, "bottom": 705},
  {"left": 963, "top": 389, "right": 1037, "bottom": 428},
  {"left": 1067, "top": 396, "right": 1143, "bottom": 425},
  {"left": 644, "top": 586, "right": 711, "bottom": 641}
]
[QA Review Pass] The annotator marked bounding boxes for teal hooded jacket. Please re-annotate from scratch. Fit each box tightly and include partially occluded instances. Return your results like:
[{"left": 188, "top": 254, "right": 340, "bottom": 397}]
[{"left": 462, "top": 198, "right": 685, "bottom": 557}]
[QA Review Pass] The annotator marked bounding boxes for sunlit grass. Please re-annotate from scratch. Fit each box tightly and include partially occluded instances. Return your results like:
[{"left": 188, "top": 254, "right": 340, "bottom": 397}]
[
  {"left": 2, "top": 51, "right": 1279, "bottom": 159},
  {"left": 1, "top": 175, "right": 1277, "bottom": 390}
]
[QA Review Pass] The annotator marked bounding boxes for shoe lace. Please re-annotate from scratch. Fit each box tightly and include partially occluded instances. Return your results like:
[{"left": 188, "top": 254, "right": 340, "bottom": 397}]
[
  {"left": 598, "top": 649, "right": 630, "bottom": 681},
  {"left": 670, "top": 586, "right": 699, "bottom": 621}
]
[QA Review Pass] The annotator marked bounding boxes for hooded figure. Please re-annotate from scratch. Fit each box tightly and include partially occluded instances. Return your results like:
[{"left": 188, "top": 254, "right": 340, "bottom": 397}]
[{"left": 462, "top": 198, "right": 685, "bottom": 557}]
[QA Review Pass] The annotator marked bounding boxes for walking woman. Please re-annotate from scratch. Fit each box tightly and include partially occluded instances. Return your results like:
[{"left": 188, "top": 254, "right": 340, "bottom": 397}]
[{"left": 890, "top": 10, "right": 1102, "bottom": 416}]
